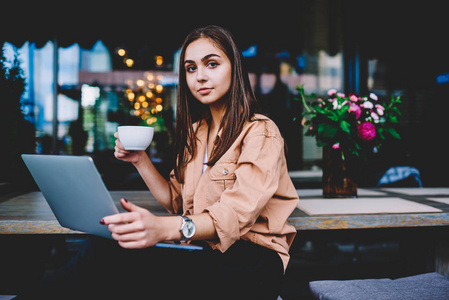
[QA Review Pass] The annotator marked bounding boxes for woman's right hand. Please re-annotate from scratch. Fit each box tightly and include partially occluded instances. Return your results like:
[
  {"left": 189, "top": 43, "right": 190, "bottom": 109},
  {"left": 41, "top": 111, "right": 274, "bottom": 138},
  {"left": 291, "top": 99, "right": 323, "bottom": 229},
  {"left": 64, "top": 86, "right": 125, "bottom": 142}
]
[
  {"left": 114, "top": 132, "right": 145, "bottom": 164},
  {"left": 114, "top": 132, "right": 173, "bottom": 211}
]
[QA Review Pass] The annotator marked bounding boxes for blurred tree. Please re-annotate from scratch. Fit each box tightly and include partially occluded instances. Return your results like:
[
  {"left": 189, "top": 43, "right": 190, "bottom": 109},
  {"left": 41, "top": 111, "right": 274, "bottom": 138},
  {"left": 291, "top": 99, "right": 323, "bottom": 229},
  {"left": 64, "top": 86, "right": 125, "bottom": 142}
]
[{"left": 0, "top": 47, "right": 35, "bottom": 190}]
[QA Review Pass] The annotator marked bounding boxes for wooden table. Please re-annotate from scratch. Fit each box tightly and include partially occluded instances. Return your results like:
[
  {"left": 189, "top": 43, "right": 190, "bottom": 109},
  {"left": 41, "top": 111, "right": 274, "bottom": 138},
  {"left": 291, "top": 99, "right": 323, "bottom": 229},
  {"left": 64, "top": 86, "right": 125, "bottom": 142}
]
[
  {"left": 290, "top": 187, "right": 449, "bottom": 230},
  {"left": 1, "top": 187, "right": 449, "bottom": 292},
  {"left": 0, "top": 191, "right": 164, "bottom": 235},
  {"left": 1, "top": 188, "right": 449, "bottom": 234}
]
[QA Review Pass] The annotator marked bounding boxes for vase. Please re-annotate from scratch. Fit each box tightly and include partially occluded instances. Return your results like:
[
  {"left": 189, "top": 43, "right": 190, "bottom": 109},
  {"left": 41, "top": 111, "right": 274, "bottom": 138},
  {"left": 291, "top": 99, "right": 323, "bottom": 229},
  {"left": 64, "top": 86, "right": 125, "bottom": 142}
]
[{"left": 322, "top": 146, "right": 358, "bottom": 198}]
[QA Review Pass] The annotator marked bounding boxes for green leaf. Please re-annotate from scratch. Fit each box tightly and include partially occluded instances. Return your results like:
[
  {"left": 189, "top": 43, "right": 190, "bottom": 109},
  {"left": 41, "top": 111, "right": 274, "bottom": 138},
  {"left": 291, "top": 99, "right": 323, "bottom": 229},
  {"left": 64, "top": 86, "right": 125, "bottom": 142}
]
[
  {"left": 314, "top": 106, "right": 326, "bottom": 114},
  {"left": 316, "top": 140, "right": 329, "bottom": 147},
  {"left": 328, "top": 113, "right": 340, "bottom": 122},
  {"left": 340, "top": 120, "right": 351, "bottom": 134},
  {"left": 317, "top": 123, "right": 337, "bottom": 138},
  {"left": 388, "top": 115, "right": 398, "bottom": 123},
  {"left": 338, "top": 105, "right": 350, "bottom": 115},
  {"left": 377, "top": 127, "right": 385, "bottom": 140},
  {"left": 388, "top": 127, "right": 401, "bottom": 139}
]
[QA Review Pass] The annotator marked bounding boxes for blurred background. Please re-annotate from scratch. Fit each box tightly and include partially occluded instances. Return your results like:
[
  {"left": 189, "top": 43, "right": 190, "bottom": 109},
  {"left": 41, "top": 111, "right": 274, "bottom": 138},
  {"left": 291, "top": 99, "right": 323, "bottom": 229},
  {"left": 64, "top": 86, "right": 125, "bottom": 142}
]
[{"left": 1, "top": 0, "right": 448, "bottom": 194}]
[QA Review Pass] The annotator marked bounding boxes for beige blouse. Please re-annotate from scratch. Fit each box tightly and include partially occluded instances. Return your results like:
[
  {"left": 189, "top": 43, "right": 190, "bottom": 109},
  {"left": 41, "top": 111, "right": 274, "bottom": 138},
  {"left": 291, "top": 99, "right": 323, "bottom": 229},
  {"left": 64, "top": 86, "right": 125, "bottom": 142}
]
[{"left": 168, "top": 114, "right": 299, "bottom": 270}]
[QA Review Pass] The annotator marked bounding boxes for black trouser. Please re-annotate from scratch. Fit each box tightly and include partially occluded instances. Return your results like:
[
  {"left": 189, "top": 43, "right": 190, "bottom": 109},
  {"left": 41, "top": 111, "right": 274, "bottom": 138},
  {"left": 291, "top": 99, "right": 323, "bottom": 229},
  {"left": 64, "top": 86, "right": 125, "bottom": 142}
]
[{"left": 27, "top": 238, "right": 284, "bottom": 300}]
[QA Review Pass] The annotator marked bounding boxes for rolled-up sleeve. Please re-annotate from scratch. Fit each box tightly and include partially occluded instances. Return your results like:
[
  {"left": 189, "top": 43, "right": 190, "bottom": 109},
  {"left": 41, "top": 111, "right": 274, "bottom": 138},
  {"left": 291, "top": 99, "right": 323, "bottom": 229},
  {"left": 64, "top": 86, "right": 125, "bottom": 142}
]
[
  {"left": 204, "top": 125, "right": 284, "bottom": 252},
  {"left": 168, "top": 170, "right": 183, "bottom": 214}
]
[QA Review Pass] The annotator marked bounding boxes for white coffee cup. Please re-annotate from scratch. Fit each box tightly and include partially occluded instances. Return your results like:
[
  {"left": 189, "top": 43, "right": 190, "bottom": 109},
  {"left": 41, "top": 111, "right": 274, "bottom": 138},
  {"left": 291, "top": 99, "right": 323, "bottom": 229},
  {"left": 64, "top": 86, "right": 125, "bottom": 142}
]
[{"left": 118, "top": 126, "right": 154, "bottom": 151}]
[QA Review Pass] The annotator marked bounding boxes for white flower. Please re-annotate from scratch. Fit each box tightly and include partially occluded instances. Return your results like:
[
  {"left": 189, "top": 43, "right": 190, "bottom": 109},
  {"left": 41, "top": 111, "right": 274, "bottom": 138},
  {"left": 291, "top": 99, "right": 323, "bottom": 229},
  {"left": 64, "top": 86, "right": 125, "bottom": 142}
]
[
  {"left": 370, "top": 93, "right": 378, "bottom": 101},
  {"left": 332, "top": 100, "right": 339, "bottom": 110},
  {"left": 363, "top": 101, "right": 374, "bottom": 109},
  {"left": 371, "top": 112, "right": 379, "bottom": 120}
]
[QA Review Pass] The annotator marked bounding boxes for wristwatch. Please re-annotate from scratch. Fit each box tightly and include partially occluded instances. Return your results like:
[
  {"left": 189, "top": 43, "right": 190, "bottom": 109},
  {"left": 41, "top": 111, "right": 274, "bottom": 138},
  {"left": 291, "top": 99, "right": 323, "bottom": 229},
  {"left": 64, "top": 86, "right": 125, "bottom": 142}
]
[{"left": 179, "top": 216, "right": 196, "bottom": 241}]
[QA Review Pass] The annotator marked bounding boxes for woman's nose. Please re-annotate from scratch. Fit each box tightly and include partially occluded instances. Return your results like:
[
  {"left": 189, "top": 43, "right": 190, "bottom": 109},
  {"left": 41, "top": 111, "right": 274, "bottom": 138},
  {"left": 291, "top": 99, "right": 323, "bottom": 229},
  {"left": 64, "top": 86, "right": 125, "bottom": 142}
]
[{"left": 196, "top": 67, "right": 207, "bottom": 82}]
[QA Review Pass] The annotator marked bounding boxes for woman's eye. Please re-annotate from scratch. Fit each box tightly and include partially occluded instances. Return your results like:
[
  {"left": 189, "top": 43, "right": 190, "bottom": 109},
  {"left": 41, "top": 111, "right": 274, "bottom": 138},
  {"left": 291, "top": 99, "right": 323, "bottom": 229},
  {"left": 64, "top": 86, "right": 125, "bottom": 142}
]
[
  {"left": 186, "top": 65, "right": 196, "bottom": 73},
  {"left": 207, "top": 61, "right": 218, "bottom": 68}
]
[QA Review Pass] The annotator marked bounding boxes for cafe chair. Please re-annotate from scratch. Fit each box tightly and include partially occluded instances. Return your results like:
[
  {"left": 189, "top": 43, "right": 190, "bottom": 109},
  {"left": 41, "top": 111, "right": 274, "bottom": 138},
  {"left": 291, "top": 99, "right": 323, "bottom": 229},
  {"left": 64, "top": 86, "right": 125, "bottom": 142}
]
[
  {"left": 377, "top": 166, "right": 423, "bottom": 187},
  {"left": 309, "top": 272, "right": 449, "bottom": 300}
]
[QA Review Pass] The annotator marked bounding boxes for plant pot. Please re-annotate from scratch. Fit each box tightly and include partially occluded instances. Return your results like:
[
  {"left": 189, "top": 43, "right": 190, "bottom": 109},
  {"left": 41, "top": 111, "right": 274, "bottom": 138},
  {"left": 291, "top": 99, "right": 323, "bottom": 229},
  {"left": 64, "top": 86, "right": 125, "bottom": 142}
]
[{"left": 322, "top": 146, "right": 358, "bottom": 198}]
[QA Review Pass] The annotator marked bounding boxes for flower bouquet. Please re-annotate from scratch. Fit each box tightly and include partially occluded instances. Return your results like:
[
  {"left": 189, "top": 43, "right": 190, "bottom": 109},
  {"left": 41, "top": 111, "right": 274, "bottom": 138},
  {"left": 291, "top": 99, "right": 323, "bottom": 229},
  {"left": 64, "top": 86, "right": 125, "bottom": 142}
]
[{"left": 296, "top": 85, "right": 402, "bottom": 197}]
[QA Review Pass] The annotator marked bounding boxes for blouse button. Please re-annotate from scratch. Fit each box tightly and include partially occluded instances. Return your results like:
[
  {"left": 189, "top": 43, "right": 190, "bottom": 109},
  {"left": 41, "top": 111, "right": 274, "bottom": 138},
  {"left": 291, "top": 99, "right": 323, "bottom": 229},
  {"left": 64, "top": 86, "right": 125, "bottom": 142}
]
[{"left": 222, "top": 169, "right": 229, "bottom": 175}]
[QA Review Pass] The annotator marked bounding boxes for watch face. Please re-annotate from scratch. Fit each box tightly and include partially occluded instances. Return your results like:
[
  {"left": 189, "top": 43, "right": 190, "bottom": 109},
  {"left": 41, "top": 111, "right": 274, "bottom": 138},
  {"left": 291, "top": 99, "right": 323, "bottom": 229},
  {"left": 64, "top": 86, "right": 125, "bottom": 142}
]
[{"left": 182, "top": 220, "right": 196, "bottom": 238}]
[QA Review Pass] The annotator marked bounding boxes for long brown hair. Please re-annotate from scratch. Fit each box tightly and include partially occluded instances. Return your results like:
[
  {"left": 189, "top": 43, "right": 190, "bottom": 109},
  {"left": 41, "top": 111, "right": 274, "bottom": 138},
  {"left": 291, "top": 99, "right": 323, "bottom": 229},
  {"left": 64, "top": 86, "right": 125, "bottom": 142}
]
[{"left": 174, "top": 25, "right": 262, "bottom": 183}]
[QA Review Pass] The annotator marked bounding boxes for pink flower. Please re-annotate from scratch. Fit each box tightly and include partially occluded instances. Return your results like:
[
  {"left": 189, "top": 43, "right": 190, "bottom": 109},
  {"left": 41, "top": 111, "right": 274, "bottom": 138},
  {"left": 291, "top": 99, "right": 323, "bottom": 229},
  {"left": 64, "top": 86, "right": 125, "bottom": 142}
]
[
  {"left": 369, "top": 93, "right": 378, "bottom": 101},
  {"left": 375, "top": 104, "right": 385, "bottom": 116},
  {"left": 348, "top": 103, "right": 362, "bottom": 119},
  {"left": 357, "top": 122, "right": 376, "bottom": 141},
  {"left": 327, "top": 89, "right": 337, "bottom": 96},
  {"left": 370, "top": 112, "right": 379, "bottom": 120},
  {"left": 350, "top": 95, "right": 358, "bottom": 102},
  {"left": 301, "top": 117, "right": 306, "bottom": 126},
  {"left": 332, "top": 143, "right": 340, "bottom": 149}
]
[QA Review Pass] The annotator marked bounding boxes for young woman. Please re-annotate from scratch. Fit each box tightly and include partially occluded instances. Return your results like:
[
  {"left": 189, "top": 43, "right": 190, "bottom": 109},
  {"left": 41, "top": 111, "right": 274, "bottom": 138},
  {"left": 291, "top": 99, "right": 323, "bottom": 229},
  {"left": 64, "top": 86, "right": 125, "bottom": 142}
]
[{"left": 30, "top": 25, "right": 299, "bottom": 300}]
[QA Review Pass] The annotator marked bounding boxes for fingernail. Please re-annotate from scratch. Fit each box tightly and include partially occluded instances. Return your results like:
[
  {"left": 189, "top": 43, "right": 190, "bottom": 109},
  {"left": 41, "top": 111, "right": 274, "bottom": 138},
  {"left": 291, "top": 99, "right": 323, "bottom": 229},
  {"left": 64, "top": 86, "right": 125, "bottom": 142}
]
[
  {"left": 121, "top": 198, "right": 128, "bottom": 203},
  {"left": 100, "top": 219, "right": 105, "bottom": 225}
]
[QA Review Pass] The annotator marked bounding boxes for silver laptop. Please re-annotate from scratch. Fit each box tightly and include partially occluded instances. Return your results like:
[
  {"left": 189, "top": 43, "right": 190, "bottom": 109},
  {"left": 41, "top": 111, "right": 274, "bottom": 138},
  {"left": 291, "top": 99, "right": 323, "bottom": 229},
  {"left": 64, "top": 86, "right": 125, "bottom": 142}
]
[
  {"left": 22, "top": 154, "right": 203, "bottom": 250},
  {"left": 22, "top": 154, "right": 119, "bottom": 239}
]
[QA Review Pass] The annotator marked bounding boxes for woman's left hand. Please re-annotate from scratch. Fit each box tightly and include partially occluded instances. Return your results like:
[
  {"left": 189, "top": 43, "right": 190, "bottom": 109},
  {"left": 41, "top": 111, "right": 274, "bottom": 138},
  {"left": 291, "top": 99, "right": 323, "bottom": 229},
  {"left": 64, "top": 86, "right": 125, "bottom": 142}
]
[{"left": 101, "top": 198, "right": 165, "bottom": 249}]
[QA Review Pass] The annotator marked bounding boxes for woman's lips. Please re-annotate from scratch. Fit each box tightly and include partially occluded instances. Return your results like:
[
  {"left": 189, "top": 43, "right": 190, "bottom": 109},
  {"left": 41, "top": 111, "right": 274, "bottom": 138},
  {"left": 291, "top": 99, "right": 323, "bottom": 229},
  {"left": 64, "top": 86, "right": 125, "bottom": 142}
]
[{"left": 198, "top": 88, "right": 212, "bottom": 95}]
